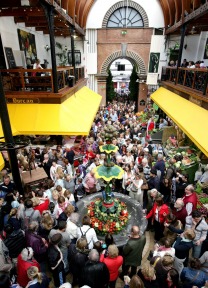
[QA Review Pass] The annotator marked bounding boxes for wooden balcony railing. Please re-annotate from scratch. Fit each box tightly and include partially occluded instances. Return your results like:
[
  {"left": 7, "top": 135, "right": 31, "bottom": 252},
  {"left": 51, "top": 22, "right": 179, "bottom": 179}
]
[
  {"left": 0, "top": 66, "right": 85, "bottom": 93},
  {"left": 161, "top": 67, "right": 208, "bottom": 97}
]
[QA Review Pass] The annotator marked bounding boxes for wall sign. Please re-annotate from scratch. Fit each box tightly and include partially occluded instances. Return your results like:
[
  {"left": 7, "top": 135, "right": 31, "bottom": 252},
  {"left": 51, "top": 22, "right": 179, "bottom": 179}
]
[{"left": 7, "top": 98, "right": 40, "bottom": 104}]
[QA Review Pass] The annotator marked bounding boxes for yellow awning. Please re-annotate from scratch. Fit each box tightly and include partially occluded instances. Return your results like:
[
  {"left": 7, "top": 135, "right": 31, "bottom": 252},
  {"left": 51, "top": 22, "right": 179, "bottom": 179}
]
[
  {"left": 151, "top": 87, "right": 208, "bottom": 157},
  {"left": 0, "top": 86, "right": 102, "bottom": 137},
  {"left": 0, "top": 153, "right": 4, "bottom": 171}
]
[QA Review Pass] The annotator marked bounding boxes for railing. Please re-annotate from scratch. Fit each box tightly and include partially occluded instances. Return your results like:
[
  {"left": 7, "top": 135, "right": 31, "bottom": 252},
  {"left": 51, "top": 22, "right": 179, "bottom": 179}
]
[
  {"left": 162, "top": 67, "right": 208, "bottom": 96},
  {"left": 0, "top": 66, "right": 85, "bottom": 93}
]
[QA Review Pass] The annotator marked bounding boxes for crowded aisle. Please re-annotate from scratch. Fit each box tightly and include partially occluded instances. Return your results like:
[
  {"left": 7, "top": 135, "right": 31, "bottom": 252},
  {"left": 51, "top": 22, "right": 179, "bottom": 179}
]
[{"left": 0, "top": 100, "right": 208, "bottom": 288}]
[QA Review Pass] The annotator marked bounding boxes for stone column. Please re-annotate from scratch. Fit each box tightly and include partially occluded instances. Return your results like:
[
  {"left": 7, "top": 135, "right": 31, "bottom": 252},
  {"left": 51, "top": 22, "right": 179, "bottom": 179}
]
[
  {"left": 96, "top": 74, "right": 107, "bottom": 106},
  {"left": 138, "top": 82, "right": 148, "bottom": 112}
]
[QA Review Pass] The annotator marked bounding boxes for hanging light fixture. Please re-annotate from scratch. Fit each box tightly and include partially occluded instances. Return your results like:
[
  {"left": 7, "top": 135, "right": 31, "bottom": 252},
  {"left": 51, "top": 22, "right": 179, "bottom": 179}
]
[
  {"left": 190, "top": 26, "right": 197, "bottom": 34},
  {"left": 72, "top": 29, "right": 78, "bottom": 39}
]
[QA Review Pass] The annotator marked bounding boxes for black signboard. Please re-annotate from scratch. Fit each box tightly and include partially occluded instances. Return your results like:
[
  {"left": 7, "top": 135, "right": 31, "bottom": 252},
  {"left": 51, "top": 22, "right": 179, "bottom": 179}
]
[{"left": 4, "top": 47, "right": 16, "bottom": 68}]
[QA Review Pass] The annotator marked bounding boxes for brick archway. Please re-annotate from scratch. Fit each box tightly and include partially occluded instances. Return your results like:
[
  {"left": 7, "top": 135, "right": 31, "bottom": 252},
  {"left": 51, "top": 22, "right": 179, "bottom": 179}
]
[
  {"left": 100, "top": 50, "right": 146, "bottom": 76},
  {"left": 102, "top": 0, "right": 149, "bottom": 28}
]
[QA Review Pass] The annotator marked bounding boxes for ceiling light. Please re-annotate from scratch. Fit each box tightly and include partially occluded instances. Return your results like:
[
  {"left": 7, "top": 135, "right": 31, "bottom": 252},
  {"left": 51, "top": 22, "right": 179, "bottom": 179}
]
[
  {"left": 190, "top": 26, "right": 197, "bottom": 34},
  {"left": 72, "top": 29, "right": 78, "bottom": 39}
]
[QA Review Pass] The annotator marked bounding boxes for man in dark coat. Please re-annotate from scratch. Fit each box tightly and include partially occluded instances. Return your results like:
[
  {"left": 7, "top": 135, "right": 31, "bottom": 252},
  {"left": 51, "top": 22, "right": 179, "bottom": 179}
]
[
  {"left": 4, "top": 224, "right": 26, "bottom": 260},
  {"left": 48, "top": 233, "right": 65, "bottom": 287},
  {"left": 0, "top": 175, "right": 15, "bottom": 198},
  {"left": 121, "top": 225, "right": 146, "bottom": 278},
  {"left": 79, "top": 249, "right": 109, "bottom": 288}
]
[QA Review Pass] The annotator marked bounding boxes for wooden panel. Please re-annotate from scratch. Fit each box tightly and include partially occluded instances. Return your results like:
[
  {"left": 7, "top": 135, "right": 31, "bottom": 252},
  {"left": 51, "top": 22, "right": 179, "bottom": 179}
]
[
  {"left": 78, "top": 0, "right": 88, "bottom": 27},
  {"left": 0, "top": 0, "right": 21, "bottom": 7},
  {"left": 81, "top": 0, "right": 94, "bottom": 28},
  {"left": 67, "top": 0, "right": 76, "bottom": 19},
  {"left": 182, "top": 0, "right": 191, "bottom": 16},
  {"left": 193, "top": 0, "right": 201, "bottom": 10},
  {"left": 167, "top": 0, "right": 176, "bottom": 26},
  {"left": 62, "top": 0, "right": 68, "bottom": 11},
  {"left": 160, "top": 0, "right": 170, "bottom": 28},
  {"left": 75, "top": 0, "right": 82, "bottom": 23},
  {"left": 174, "top": 0, "right": 182, "bottom": 22}
]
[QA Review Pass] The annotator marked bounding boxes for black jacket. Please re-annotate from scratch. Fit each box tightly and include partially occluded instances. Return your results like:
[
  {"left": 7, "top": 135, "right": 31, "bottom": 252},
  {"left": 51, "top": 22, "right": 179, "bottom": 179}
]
[
  {"left": 68, "top": 243, "right": 89, "bottom": 285},
  {"left": 4, "top": 229, "right": 26, "bottom": 258},
  {"left": 48, "top": 244, "right": 64, "bottom": 271},
  {"left": 79, "top": 260, "right": 109, "bottom": 288},
  {"left": 173, "top": 236, "right": 194, "bottom": 259}
]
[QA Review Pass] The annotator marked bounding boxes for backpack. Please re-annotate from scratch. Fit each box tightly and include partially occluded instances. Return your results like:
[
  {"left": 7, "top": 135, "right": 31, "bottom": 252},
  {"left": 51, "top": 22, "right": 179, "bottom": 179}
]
[
  {"left": 22, "top": 210, "right": 35, "bottom": 230},
  {"left": 79, "top": 227, "right": 91, "bottom": 248}
]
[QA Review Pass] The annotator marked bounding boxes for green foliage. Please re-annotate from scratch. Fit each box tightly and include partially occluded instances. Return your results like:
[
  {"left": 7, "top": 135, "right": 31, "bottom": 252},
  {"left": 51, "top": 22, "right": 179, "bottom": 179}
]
[
  {"left": 55, "top": 42, "right": 68, "bottom": 66},
  {"left": 129, "top": 66, "right": 138, "bottom": 101},
  {"left": 106, "top": 70, "right": 115, "bottom": 102}
]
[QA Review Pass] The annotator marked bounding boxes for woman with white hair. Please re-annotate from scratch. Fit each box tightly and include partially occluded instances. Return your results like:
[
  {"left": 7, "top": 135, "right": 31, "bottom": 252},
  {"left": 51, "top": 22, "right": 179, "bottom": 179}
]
[
  {"left": 26, "top": 266, "right": 50, "bottom": 288},
  {"left": 17, "top": 247, "right": 40, "bottom": 287},
  {"left": 66, "top": 212, "right": 80, "bottom": 244}
]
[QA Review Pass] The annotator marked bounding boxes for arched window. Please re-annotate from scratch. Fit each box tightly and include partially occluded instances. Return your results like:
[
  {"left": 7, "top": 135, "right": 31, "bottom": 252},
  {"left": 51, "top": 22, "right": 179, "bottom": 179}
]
[{"left": 107, "top": 7, "right": 144, "bottom": 28}]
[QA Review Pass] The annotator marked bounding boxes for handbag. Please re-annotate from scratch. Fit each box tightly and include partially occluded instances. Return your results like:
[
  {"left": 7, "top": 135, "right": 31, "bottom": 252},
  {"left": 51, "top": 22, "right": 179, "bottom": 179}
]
[{"left": 141, "top": 183, "right": 148, "bottom": 190}]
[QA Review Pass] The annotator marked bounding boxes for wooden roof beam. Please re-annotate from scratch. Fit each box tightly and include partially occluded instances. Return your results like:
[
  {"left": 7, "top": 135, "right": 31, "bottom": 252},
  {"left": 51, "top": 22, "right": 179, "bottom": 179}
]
[
  {"left": 166, "top": 1, "right": 208, "bottom": 34},
  {"left": 43, "top": 0, "right": 84, "bottom": 35},
  {"left": 0, "top": 7, "right": 45, "bottom": 16}
]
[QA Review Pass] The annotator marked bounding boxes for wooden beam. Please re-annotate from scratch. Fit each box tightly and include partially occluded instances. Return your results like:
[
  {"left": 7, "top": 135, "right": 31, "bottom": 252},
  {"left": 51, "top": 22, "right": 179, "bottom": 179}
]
[
  {"left": 42, "top": 0, "right": 85, "bottom": 35},
  {"left": 166, "top": 2, "right": 208, "bottom": 34},
  {"left": 0, "top": 7, "right": 45, "bottom": 17}
]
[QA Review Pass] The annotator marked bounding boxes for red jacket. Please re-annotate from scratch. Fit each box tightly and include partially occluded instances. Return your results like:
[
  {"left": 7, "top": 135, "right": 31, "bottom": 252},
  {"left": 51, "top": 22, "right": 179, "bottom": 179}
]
[
  {"left": 183, "top": 192, "right": 197, "bottom": 213},
  {"left": 100, "top": 254, "right": 123, "bottom": 281},
  {"left": 33, "top": 199, "right": 49, "bottom": 215},
  {"left": 146, "top": 203, "right": 169, "bottom": 223},
  {"left": 17, "top": 254, "right": 40, "bottom": 287}
]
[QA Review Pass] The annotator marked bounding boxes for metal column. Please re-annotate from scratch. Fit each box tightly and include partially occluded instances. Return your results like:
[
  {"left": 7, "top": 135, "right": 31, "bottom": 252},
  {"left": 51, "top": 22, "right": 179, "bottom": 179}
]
[{"left": 0, "top": 75, "right": 24, "bottom": 194}]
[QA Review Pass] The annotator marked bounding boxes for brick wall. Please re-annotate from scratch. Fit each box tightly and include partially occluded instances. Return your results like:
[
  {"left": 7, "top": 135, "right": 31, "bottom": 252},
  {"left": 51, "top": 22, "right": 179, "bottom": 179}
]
[{"left": 97, "top": 28, "right": 153, "bottom": 74}]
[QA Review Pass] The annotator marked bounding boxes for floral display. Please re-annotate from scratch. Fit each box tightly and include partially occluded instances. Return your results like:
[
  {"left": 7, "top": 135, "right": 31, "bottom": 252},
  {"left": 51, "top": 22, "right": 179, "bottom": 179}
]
[{"left": 87, "top": 198, "right": 129, "bottom": 234}]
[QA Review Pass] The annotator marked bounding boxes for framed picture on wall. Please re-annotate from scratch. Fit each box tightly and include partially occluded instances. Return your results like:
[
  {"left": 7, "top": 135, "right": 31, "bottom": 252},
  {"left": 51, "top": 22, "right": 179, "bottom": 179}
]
[
  {"left": 203, "top": 38, "right": 208, "bottom": 59},
  {"left": 17, "top": 29, "right": 37, "bottom": 65},
  {"left": 68, "top": 50, "right": 81, "bottom": 65},
  {"left": 148, "top": 52, "right": 160, "bottom": 73},
  {"left": 75, "top": 50, "right": 81, "bottom": 64}
]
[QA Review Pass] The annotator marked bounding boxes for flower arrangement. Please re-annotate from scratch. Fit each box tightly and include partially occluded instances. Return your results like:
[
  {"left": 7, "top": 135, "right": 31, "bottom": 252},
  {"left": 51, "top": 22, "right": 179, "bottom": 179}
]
[{"left": 87, "top": 198, "right": 129, "bottom": 234}]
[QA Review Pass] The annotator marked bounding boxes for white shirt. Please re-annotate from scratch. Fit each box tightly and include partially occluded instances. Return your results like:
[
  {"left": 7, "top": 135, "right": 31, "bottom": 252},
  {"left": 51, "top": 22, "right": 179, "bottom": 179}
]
[
  {"left": 77, "top": 225, "right": 98, "bottom": 249},
  {"left": 66, "top": 219, "right": 78, "bottom": 239}
]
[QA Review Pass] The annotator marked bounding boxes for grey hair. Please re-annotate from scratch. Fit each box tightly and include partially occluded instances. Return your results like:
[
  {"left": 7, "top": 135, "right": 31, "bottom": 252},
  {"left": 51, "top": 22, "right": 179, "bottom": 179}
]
[
  {"left": 21, "top": 247, "right": 34, "bottom": 261},
  {"left": 88, "top": 249, "right": 99, "bottom": 262},
  {"left": 176, "top": 198, "right": 184, "bottom": 207},
  {"left": 69, "top": 212, "right": 80, "bottom": 224},
  {"left": 150, "top": 188, "right": 157, "bottom": 194},
  {"left": 28, "top": 221, "right": 39, "bottom": 232}
]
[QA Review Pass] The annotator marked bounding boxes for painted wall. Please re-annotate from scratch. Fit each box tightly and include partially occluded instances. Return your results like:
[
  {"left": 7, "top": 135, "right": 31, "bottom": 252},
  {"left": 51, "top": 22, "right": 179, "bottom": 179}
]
[
  {"left": 168, "top": 33, "right": 208, "bottom": 67},
  {"left": 0, "top": 17, "right": 84, "bottom": 69},
  {"left": 86, "top": 0, "right": 164, "bottom": 29},
  {"left": 0, "top": 17, "right": 51, "bottom": 68}
]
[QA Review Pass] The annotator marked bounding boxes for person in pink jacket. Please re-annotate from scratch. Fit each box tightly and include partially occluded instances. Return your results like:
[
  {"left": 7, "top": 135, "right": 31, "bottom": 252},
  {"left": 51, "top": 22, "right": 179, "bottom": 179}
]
[
  {"left": 146, "top": 197, "right": 169, "bottom": 241},
  {"left": 100, "top": 244, "right": 123, "bottom": 288}
]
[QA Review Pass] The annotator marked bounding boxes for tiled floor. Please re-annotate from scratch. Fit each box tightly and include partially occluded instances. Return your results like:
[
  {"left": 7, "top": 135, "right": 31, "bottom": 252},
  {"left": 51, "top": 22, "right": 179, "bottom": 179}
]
[{"left": 49, "top": 231, "right": 154, "bottom": 288}]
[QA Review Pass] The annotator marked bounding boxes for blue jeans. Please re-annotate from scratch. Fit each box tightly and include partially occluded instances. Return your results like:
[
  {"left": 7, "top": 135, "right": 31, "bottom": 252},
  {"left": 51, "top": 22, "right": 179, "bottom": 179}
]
[{"left": 193, "top": 244, "right": 202, "bottom": 258}]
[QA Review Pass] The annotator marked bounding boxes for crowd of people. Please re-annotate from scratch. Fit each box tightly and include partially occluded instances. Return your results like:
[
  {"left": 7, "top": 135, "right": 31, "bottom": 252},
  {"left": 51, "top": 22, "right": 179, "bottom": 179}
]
[
  {"left": 168, "top": 59, "right": 207, "bottom": 68},
  {"left": 0, "top": 100, "right": 208, "bottom": 288}
]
